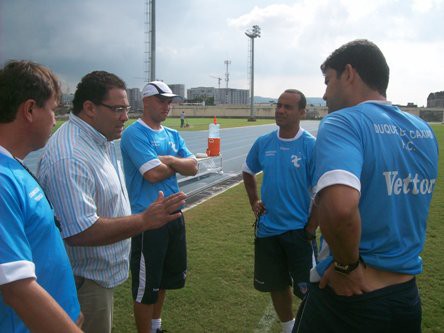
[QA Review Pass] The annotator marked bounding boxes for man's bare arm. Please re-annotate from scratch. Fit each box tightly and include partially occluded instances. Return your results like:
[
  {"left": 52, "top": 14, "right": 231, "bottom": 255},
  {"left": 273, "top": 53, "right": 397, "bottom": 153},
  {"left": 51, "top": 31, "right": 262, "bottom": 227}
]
[
  {"left": 66, "top": 191, "right": 186, "bottom": 246},
  {"left": 317, "top": 184, "right": 361, "bottom": 264},
  {"left": 158, "top": 156, "right": 198, "bottom": 176},
  {"left": 242, "top": 171, "right": 265, "bottom": 217},
  {"left": 1, "top": 278, "right": 82, "bottom": 333}
]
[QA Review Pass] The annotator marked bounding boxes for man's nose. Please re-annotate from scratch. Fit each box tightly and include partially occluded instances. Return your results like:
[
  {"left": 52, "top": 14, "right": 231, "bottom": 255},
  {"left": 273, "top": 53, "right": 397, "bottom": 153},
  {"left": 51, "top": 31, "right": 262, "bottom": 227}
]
[{"left": 120, "top": 110, "right": 129, "bottom": 122}]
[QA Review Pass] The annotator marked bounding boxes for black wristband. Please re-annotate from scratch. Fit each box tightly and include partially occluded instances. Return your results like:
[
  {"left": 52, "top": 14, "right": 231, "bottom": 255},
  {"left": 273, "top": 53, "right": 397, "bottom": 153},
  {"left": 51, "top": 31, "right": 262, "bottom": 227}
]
[{"left": 333, "top": 256, "right": 363, "bottom": 274}]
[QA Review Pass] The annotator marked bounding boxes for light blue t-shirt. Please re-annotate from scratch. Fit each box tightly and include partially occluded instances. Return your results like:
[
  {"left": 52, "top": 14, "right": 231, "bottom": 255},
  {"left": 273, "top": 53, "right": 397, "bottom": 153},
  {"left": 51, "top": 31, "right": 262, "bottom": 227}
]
[
  {"left": 243, "top": 128, "right": 316, "bottom": 237},
  {"left": 313, "top": 101, "right": 438, "bottom": 277},
  {"left": 121, "top": 119, "right": 195, "bottom": 213},
  {"left": 0, "top": 150, "right": 80, "bottom": 332}
]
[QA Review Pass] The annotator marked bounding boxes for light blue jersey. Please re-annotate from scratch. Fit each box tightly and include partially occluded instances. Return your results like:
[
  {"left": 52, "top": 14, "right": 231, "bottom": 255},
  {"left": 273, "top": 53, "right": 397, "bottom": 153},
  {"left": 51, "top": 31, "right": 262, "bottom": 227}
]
[
  {"left": 0, "top": 151, "right": 80, "bottom": 332},
  {"left": 121, "top": 119, "right": 195, "bottom": 213},
  {"left": 313, "top": 101, "right": 438, "bottom": 277},
  {"left": 243, "top": 128, "right": 316, "bottom": 237}
]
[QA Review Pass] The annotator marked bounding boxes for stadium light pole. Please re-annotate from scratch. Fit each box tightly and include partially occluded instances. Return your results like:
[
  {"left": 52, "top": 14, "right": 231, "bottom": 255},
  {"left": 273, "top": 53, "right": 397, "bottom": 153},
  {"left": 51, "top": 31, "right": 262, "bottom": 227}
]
[
  {"left": 245, "top": 25, "right": 261, "bottom": 122},
  {"left": 145, "top": 0, "right": 156, "bottom": 82}
]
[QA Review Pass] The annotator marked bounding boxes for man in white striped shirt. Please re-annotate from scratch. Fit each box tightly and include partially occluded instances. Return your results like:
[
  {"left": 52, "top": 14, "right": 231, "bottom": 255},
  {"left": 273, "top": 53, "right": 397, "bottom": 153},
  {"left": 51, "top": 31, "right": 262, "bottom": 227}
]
[{"left": 37, "top": 71, "right": 186, "bottom": 333}]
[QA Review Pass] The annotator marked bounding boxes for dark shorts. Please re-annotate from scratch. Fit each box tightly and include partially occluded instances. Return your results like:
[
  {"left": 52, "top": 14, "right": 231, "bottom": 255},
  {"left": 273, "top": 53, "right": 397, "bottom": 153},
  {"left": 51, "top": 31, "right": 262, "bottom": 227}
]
[
  {"left": 254, "top": 229, "right": 315, "bottom": 299},
  {"left": 293, "top": 278, "right": 421, "bottom": 333},
  {"left": 131, "top": 214, "right": 187, "bottom": 304}
]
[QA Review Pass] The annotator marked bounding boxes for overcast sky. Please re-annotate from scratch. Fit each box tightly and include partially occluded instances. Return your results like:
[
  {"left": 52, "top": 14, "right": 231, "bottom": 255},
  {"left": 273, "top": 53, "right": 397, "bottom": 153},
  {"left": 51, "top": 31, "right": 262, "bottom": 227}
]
[{"left": 1, "top": 0, "right": 443, "bottom": 106}]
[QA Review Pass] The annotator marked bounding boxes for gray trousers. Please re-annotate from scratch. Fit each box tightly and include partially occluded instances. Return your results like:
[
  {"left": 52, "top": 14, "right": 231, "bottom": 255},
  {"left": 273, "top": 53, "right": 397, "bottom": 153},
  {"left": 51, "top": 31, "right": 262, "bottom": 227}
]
[{"left": 75, "top": 276, "right": 115, "bottom": 333}]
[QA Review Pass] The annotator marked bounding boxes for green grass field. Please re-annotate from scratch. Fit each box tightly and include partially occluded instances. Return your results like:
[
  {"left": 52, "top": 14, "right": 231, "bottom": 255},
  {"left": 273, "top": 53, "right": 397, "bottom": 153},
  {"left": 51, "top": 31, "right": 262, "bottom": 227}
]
[
  {"left": 54, "top": 117, "right": 275, "bottom": 134},
  {"left": 418, "top": 124, "right": 444, "bottom": 332},
  {"left": 158, "top": 117, "right": 276, "bottom": 131},
  {"left": 110, "top": 124, "right": 444, "bottom": 333}
]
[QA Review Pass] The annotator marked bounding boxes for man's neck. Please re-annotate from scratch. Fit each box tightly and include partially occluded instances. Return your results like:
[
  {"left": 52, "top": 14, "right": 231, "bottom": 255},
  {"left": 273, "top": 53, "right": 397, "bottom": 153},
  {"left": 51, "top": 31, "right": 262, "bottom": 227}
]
[
  {"left": 76, "top": 112, "right": 95, "bottom": 128},
  {"left": 350, "top": 86, "right": 386, "bottom": 106},
  {"left": 0, "top": 125, "right": 31, "bottom": 159},
  {"left": 279, "top": 125, "right": 300, "bottom": 139},
  {"left": 141, "top": 115, "right": 162, "bottom": 130}
]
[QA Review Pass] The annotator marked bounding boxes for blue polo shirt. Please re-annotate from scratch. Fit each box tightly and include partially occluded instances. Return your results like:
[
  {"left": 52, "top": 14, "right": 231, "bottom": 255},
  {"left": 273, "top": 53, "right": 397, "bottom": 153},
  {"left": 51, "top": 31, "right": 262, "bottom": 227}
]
[
  {"left": 121, "top": 119, "right": 195, "bottom": 213},
  {"left": 0, "top": 148, "right": 80, "bottom": 332},
  {"left": 243, "top": 128, "right": 316, "bottom": 237}
]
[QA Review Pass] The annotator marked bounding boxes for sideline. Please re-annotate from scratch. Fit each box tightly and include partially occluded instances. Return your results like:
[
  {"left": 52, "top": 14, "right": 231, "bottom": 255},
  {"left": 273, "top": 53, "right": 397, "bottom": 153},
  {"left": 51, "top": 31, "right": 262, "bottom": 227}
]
[
  {"left": 182, "top": 172, "right": 263, "bottom": 211},
  {"left": 182, "top": 175, "right": 244, "bottom": 211},
  {"left": 254, "top": 301, "right": 277, "bottom": 333}
]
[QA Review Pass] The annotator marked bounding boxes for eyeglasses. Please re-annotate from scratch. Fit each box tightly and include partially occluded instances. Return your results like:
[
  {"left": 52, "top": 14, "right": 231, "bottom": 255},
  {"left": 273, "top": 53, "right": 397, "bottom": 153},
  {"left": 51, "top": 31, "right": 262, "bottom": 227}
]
[{"left": 98, "top": 103, "right": 131, "bottom": 113}]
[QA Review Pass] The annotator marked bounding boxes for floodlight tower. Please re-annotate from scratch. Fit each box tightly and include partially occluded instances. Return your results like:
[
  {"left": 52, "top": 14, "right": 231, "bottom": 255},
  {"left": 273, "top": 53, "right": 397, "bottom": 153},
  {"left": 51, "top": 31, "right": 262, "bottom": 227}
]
[
  {"left": 224, "top": 60, "right": 231, "bottom": 89},
  {"left": 224, "top": 60, "right": 231, "bottom": 104},
  {"left": 144, "top": 0, "right": 156, "bottom": 82},
  {"left": 245, "top": 25, "right": 261, "bottom": 121}
]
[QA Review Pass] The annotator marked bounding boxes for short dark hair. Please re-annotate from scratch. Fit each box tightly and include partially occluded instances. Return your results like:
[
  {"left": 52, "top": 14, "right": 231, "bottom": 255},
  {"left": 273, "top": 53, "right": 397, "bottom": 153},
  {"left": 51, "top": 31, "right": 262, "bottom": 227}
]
[
  {"left": 284, "top": 89, "right": 307, "bottom": 109},
  {"left": 72, "top": 71, "right": 126, "bottom": 115},
  {"left": 0, "top": 60, "right": 60, "bottom": 123},
  {"left": 320, "top": 39, "right": 389, "bottom": 97}
]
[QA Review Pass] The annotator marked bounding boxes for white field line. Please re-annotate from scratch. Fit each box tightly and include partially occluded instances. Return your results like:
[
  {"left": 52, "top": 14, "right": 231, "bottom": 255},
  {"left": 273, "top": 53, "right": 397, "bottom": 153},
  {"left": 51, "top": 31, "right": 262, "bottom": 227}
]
[
  {"left": 254, "top": 301, "right": 277, "bottom": 333},
  {"left": 182, "top": 178, "right": 243, "bottom": 211},
  {"left": 182, "top": 171, "right": 263, "bottom": 211}
]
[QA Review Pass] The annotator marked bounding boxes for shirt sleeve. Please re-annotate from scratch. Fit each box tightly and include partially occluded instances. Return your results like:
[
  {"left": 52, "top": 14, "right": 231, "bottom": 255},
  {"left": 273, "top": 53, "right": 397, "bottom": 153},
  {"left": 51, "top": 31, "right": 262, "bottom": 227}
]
[
  {"left": 314, "top": 113, "right": 362, "bottom": 194},
  {"left": 0, "top": 175, "right": 36, "bottom": 284},
  {"left": 121, "top": 127, "right": 161, "bottom": 176},
  {"left": 41, "top": 158, "right": 99, "bottom": 238},
  {"left": 176, "top": 132, "right": 196, "bottom": 159},
  {"left": 242, "top": 138, "right": 262, "bottom": 175}
]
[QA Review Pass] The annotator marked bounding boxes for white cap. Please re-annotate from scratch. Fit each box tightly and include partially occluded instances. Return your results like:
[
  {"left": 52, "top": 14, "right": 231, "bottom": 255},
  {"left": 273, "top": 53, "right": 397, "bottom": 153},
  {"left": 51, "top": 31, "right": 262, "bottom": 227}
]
[{"left": 142, "top": 81, "right": 182, "bottom": 101}]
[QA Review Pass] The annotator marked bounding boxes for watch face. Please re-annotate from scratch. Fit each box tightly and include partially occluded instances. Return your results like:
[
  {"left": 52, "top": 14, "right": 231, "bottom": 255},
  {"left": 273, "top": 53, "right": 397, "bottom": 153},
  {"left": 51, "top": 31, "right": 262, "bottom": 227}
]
[
  {"left": 334, "top": 260, "right": 360, "bottom": 274},
  {"left": 335, "top": 263, "right": 349, "bottom": 269}
]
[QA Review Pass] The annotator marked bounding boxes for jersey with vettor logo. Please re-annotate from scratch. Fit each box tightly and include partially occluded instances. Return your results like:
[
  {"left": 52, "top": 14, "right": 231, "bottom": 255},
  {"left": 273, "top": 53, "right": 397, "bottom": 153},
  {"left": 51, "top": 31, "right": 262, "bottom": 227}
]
[
  {"left": 243, "top": 128, "right": 316, "bottom": 237},
  {"left": 313, "top": 101, "right": 438, "bottom": 277}
]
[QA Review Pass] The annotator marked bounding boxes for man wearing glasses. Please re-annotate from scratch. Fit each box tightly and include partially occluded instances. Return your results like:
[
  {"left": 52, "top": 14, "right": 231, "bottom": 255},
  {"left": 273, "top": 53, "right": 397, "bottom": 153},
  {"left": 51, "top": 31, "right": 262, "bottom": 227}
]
[
  {"left": 37, "top": 72, "right": 186, "bottom": 333},
  {"left": 121, "top": 81, "right": 198, "bottom": 333}
]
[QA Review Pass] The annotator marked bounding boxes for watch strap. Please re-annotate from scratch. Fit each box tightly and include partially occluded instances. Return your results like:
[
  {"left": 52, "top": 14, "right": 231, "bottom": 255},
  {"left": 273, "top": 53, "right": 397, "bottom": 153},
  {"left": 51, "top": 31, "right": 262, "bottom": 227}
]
[{"left": 333, "top": 258, "right": 361, "bottom": 274}]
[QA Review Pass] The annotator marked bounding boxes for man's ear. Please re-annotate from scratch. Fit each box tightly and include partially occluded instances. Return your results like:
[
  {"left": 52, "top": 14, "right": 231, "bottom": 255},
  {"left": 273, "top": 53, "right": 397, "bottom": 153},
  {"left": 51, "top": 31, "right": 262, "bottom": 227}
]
[
  {"left": 20, "top": 99, "right": 37, "bottom": 122},
  {"left": 82, "top": 101, "right": 96, "bottom": 117},
  {"left": 343, "top": 64, "right": 357, "bottom": 83}
]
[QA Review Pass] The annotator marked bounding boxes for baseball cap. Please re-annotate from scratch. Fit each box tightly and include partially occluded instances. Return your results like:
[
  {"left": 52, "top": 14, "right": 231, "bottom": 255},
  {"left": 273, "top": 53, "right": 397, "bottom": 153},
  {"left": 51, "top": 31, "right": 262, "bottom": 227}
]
[{"left": 142, "top": 81, "right": 182, "bottom": 101}]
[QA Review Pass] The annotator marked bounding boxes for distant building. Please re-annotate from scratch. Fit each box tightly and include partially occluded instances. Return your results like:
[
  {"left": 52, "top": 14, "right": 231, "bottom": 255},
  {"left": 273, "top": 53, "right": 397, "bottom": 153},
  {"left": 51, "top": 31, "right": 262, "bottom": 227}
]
[
  {"left": 61, "top": 93, "right": 74, "bottom": 107},
  {"left": 427, "top": 91, "right": 444, "bottom": 108},
  {"left": 187, "top": 87, "right": 215, "bottom": 101},
  {"left": 187, "top": 86, "right": 249, "bottom": 105},
  {"left": 215, "top": 88, "right": 249, "bottom": 105},
  {"left": 168, "top": 84, "right": 186, "bottom": 99},
  {"left": 127, "top": 88, "right": 142, "bottom": 112}
]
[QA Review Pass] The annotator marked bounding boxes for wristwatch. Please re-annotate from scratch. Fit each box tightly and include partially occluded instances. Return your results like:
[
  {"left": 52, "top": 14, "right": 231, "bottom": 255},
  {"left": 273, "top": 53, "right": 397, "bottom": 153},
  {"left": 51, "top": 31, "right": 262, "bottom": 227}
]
[{"left": 333, "top": 259, "right": 360, "bottom": 274}]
